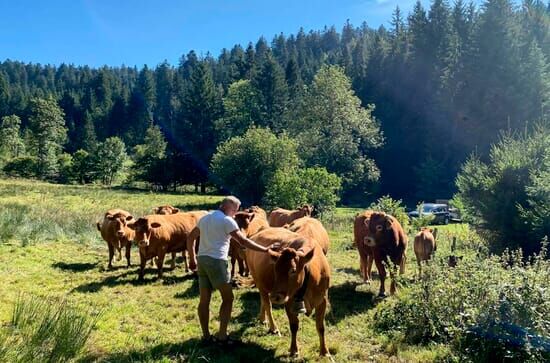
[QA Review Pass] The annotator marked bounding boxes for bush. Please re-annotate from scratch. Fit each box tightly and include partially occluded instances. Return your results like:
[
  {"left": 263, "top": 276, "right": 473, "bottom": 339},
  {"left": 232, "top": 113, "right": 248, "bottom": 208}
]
[
  {"left": 455, "top": 124, "right": 550, "bottom": 254},
  {"left": 0, "top": 294, "right": 100, "bottom": 363},
  {"left": 264, "top": 167, "right": 342, "bottom": 214},
  {"left": 210, "top": 127, "right": 300, "bottom": 204},
  {"left": 409, "top": 202, "right": 436, "bottom": 230},
  {"left": 368, "top": 195, "right": 410, "bottom": 231},
  {"left": 3, "top": 156, "right": 39, "bottom": 178},
  {"left": 372, "top": 241, "right": 550, "bottom": 362}
]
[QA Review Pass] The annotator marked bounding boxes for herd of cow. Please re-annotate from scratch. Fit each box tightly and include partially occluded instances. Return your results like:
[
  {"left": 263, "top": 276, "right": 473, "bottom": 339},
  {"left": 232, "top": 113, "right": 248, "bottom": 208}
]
[{"left": 96, "top": 204, "right": 440, "bottom": 356}]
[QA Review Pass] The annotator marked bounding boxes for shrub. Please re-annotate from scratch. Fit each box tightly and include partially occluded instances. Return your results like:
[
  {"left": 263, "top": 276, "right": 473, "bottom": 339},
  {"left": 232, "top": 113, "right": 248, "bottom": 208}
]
[
  {"left": 3, "top": 156, "right": 39, "bottom": 178},
  {"left": 455, "top": 124, "right": 550, "bottom": 254},
  {"left": 0, "top": 294, "right": 100, "bottom": 363},
  {"left": 368, "top": 195, "right": 410, "bottom": 231},
  {"left": 264, "top": 167, "right": 342, "bottom": 214},
  {"left": 210, "top": 127, "right": 300, "bottom": 204},
  {"left": 372, "top": 241, "right": 550, "bottom": 362}
]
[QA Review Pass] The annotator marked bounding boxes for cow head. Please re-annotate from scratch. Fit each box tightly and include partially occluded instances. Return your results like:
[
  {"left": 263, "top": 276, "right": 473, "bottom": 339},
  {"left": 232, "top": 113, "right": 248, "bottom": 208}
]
[
  {"left": 299, "top": 205, "right": 313, "bottom": 217},
  {"left": 448, "top": 255, "right": 463, "bottom": 267},
  {"left": 127, "top": 218, "right": 161, "bottom": 248},
  {"left": 364, "top": 212, "right": 394, "bottom": 246},
  {"left": 268, "top": 242, "right": 315, "bottom": 305},
  {"left": 153, "top": 205, "right": 180, "bottom": 215},
  {"left": 233, "top": 212, "right": 255, "bottom": 233},
  {"left": 106, "top": 213, "right": 134, "bottom": 239}
]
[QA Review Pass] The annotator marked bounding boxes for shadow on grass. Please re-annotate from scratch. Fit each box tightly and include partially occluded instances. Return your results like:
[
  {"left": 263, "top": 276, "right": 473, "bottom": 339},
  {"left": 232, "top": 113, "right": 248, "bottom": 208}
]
[
  {"left": 174, "top": 278, "right": 199, "bottom": 299},
  {"left": 71, "top": 267, "right": 185, "bottom": 293},
  {"left": 78, "top": 337, "right": 280, "bottom": 363},
  {"left": 326, "top": 281, "right": 377, "bottom": 324},
  {"left": 335, "top": 267, "right": 380, "bottom": 279},
  {"left": 52, "top": 261, "right": 98, "bottom": 272}
]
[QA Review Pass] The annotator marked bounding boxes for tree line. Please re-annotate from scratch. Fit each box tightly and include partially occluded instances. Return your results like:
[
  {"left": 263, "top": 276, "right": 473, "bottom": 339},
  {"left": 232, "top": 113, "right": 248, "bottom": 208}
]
[{"left": 0, "top": 0, "right": 548, "bottom": 205}]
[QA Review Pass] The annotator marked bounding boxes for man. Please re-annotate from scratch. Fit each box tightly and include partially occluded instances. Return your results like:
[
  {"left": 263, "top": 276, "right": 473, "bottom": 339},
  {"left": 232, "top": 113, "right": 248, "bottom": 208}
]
[{"left": 188, "top": 196, "right": 277, "bottom": 346}]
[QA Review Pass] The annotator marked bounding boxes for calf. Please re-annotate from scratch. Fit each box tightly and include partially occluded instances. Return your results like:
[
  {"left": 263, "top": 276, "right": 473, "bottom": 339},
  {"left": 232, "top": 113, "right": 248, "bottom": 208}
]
[
  {"left": 230, "top": 208, "right": 270, "bottom": 277},
  {"left": 353, "top": 210, "right": 375, "bottom": 283},
  {"left": 285, "top": 217, "right": 330, "bottom": 255},
  {"left": 247, "top": 227, "right": 331, "bottom": 357},
  {"left": 96, "top": 209, "right": 135, "bottom": 269},
  {"left": 128, "top": 211, "right": 206, "bottom": 281},
  {"left": 364, "top": 212, "right": 408, "bottom": 296},
  {"left": 414, "top": 227, "right": 437, "bottom": 277},
  {"left": 268, "top": 205, "right": 313, "bottom": 227}
]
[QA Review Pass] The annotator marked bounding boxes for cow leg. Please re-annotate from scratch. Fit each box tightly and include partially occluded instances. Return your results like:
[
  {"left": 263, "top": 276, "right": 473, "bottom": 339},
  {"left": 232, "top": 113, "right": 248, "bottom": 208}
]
[
  {"left": 107, "top": 243, "right": 114, "bottom": 269},
  {"left": 116, "top": 246, "right": 122, "bottom": 261},
  {"left": 366, "top": 253, "right": 374, "bottom": 282},
  {"left": 374, "top": 258, "right": 387, "bottom": 297},
  {"left": 417, "top": 259, "right": 422, "bottom": 279},
  {"left": 237, "top": 257, "right": 245, "bottom": 277},
  {"left": 399, "top": 254, "right": 406, "bottom": 275},
  {"left": 170, "top": 251, "right": 176, "bottom": 269},
  {"left": 285, "top": 302, "right": 300, "bottom": 356},
  {"left": 138, "top": 251, "right": 146, "bottom": 281},
  {"left": 125, "top": 242, "right": 131, "bottom": 267},
  {"left": 182, "top": 249, "right": 188, "bottom": 272},
  {"left": 390, "top": 263, "right": 398, "bottom": 295},
  {"left": 316, "top": 297, "right": 330, "bottom": 356},
  {"left": 157, "top": 253, "right": 166, "bottom": 279},
  {"left": 230, "top": 255, "right": 236, "bottom": 279},
  {"left": 259, "top": 290, "right": 279, "bottom": 335}
]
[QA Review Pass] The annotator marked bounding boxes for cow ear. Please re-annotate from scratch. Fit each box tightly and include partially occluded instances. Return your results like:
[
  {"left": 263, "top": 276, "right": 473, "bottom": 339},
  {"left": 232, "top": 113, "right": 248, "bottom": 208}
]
[
  {"left": 172, "top": 208, "right": 180, "bottom": 214},
  {"left": 385, "top": 216, "right": 392, "bottom": 229},
  {"left": 106, "top": 214, "right": 114, "bottom": 220},
  {"left": 126, "top": 215, "right": 134, "bottom": 221},
  {"left": 297, "top": 247, "right": 315, "bottom": 267},
  {"left": 151, "top": 222, "right": 161, "bottom": 229},
  {"left": 152, "top": 207, "right": 159, "bottom": 213},
  {"left": 363, "top": 218, "right": 369, "bottom": 227},
  {"left": 247, "top": 212, "right": 255, "bottom": 222}
]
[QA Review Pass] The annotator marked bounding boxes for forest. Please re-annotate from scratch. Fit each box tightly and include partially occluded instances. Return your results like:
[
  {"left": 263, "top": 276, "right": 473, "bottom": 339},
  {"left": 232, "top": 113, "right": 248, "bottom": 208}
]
[{"left": 0, "top": 0, "right": 548, "bottom": 205}]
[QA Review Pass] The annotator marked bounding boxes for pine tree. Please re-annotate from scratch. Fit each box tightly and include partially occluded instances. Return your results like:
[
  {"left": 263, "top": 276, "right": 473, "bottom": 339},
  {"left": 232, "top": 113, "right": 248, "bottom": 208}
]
[
  {"left": 0, "top": 115, "right": 24, "bottom": 158},
  {"left": 251, "top": 52, "right": 288, "bottom": 132},
  {"left": 28, "top": 97, "right": 67, "bottom": 179}
]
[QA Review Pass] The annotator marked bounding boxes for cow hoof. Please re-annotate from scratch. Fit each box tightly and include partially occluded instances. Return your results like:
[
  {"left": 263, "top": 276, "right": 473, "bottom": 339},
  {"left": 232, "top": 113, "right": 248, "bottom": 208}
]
[
  {"left": 107, "top": 265, "right": 113, "bottom": 270},
  {"left": 377, "top": 292, "right": 387, "bottom": 298},
  {"left": 268, "top": 329, "right": 280, "bottom": 336},
  {"left": 289, "top": 350, "right": 299, "bottom": 358}
]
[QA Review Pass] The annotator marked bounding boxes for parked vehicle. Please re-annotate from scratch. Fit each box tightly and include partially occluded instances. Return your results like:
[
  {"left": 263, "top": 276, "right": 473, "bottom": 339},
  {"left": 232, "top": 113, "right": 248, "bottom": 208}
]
[{"left": 408, "top": 203, "right": 451, "bottom": 225}]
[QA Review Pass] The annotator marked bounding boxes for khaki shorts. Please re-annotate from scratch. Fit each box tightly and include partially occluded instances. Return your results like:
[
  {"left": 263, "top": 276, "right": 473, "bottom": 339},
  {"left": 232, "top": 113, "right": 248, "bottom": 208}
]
[{"left": 197, "top": 255, "right": 231, "bottom": 290}]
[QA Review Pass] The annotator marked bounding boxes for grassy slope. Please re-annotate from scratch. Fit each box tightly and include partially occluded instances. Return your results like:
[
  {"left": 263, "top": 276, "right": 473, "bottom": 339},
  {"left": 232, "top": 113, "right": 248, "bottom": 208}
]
[{"left": 0, "top": 179, "right": 469, "bottom": 362}]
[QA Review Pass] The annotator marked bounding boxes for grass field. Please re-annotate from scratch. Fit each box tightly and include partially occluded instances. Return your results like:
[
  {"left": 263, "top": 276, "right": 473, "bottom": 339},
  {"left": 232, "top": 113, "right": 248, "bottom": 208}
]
[{"left": 0, "top": 178, "right": 477, "bottom": 362}]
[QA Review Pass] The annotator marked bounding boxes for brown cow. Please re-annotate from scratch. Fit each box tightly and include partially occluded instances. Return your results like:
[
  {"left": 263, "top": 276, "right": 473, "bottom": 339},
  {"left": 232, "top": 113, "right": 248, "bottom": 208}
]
[
  {"left": 364, "top": 212, "right": 408, "bottom": 296},
  {"left": 285, "top": 217, "right": 330, "bottom": 255},
  {"left": 353, "top": 210, "right": 375, "bottom": 283},
  {"left": 153, "top": 205, "right": 180, "bottom": 215},
  {"left": 230, "top": 209, "right": 270, "bottom": 277},
  {"left": 268, "top": 205, "right": 313, "bottom": 227},
  {"left": 247, "top": 227, "right": 331, "bottom": 357},
  {"left": 128, "top": 211, "right": 206, "bottom": 281},
  {"left": 96, "top": 209, "right": 135, "bottom": 269},
  {"left": 414, "top": 227, "right": 438, "bottom": 277}
]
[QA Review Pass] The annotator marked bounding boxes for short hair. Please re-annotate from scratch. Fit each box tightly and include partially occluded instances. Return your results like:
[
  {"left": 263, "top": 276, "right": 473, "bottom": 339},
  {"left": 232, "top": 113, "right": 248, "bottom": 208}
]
[{"left": 220, "top": 196, "right": 241, "bottom": 208}]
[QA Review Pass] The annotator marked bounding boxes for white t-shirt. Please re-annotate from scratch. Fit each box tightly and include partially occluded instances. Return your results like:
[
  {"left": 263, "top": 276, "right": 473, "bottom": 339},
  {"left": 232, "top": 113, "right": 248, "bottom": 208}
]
[{"left": 197, "top": 210, "right": 239, "bottom": 260}]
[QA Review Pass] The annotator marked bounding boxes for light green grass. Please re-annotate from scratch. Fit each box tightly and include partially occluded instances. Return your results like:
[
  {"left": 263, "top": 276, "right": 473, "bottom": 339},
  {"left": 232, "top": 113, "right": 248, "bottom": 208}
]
[{"left": 0, "top": 178, "right": 473, "bottom": 362}]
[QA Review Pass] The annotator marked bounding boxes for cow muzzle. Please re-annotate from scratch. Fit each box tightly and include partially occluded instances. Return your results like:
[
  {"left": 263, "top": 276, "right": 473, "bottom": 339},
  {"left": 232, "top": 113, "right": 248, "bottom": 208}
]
[
  {"left": 270, "top": 293, "right": 288, "bottom": 305},
  {"left": 117, "top": 231, "right": 125, "bottom": 238},
  {"left": 364, "top": 236, "right": 376, "bottom": 247}
]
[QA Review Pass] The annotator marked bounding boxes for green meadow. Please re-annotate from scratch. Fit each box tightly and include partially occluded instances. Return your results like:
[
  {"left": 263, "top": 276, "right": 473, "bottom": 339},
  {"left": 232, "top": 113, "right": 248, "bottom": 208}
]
[{"left": 0, "top": 178, "right": 498, "bottom": 362}]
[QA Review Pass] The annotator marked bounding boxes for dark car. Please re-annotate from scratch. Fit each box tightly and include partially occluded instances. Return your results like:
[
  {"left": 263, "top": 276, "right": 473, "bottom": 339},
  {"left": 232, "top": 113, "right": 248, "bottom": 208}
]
[{"left": 408, "top": 203, "right": 451, "bottom": 225}]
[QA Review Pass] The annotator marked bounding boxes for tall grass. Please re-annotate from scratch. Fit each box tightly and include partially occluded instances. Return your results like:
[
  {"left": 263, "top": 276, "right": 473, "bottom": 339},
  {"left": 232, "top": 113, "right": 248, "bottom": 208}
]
[{"left": 0, "top": 294, "right": 101, "bottom": 363}]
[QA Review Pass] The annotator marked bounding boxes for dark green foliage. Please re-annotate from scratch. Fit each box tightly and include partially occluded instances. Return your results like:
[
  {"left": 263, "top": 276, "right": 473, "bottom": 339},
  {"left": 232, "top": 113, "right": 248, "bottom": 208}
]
[
  {"left": 0, "top": 115, "right": 24, "bottom": 159},
  {"left": 264, "top": 167, "right": 341, "bottom": 214},
  {"left": 210, "top": 127, "right": 300, "bottom": 204},
  {"left": 455, "top": 124, "right": 550, "bottom": 254},
  {"left": 368, "top": 195, "right": 410, "bottom": 231},
  {"left": 2, "top": 156, "right": 39, "bottom": 178},
  {"left": 372, "top": 244, "right": 550, "bottom": 362}
]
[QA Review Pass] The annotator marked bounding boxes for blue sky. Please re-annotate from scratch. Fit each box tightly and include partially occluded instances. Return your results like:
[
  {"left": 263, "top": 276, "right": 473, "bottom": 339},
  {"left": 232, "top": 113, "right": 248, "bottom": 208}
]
[{"left": 1, "top": 0, "right": 464, "bottom": 67}]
